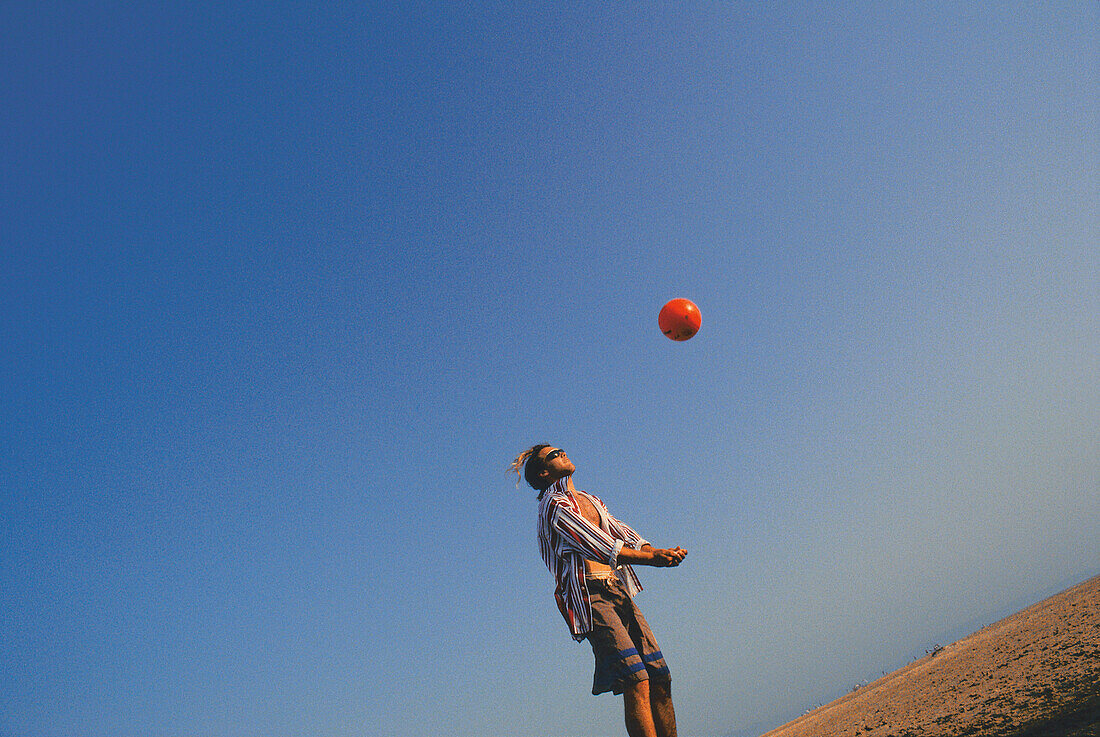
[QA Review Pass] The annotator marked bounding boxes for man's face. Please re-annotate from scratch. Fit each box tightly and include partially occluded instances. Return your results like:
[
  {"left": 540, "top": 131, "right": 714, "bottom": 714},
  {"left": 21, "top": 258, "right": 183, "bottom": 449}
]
[{"left": 538, "top": 446, "right": 575, "bottom": 484}]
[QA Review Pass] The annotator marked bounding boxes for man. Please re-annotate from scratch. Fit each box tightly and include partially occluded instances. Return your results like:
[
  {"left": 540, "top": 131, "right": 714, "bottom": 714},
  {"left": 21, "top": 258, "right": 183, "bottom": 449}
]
[{"left": 511, "top": 444, "right": 687, "bottom": 737}]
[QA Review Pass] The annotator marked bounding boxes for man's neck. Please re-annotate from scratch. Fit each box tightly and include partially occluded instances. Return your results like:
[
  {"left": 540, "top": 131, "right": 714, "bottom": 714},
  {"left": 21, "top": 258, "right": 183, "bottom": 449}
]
[{"left": 539, "top": 474, "right": 576, "bottom": 500}]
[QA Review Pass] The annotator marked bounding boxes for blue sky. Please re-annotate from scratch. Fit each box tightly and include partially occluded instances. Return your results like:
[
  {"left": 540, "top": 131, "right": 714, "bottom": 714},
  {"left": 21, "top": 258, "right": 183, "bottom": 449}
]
[{"left": 2, "top": 3, "right": 1097, "bottom": 736}]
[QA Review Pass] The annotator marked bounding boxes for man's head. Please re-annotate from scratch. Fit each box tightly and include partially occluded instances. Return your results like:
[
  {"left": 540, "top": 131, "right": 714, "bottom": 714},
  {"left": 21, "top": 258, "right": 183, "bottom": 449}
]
[{"left": 510, "top": 444, "right": 575, "bottom": 493}]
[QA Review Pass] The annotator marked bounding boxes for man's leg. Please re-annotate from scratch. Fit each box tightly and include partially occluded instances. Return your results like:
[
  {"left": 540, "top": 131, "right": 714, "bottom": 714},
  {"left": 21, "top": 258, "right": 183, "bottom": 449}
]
[
  {"left": 623, "top": 680, "right": 657, "bottom": 737},
  {"left": 649, "top": 680, "right": 678, "bottom": 737}
]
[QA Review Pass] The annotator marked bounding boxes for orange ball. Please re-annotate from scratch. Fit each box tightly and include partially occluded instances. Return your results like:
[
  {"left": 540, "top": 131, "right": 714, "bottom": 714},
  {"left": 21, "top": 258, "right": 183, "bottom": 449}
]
[{"left": 658, "top": 298, "right": 701, "bottom": 341}]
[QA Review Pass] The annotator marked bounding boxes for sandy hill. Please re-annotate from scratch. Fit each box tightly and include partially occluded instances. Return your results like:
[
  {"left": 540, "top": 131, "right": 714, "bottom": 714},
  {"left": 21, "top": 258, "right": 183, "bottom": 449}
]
[{"left": 758, "top": 574, "right": 1100, "bottom": 737}]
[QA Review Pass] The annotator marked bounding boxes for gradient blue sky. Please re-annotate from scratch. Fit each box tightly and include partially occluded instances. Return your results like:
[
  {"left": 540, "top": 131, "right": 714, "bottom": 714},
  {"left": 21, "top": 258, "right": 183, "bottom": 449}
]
[{"left": 2, "top": 3, "right": 1097, "bottom": 737}]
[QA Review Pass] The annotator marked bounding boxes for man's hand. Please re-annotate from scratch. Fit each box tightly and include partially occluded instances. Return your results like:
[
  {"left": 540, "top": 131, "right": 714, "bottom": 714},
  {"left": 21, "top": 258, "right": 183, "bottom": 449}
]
[
  {"left": 618, "top": 545, "right": 687, "bottom": 567},
  {"left": 649, "top": 546, "right": 687, "bottom": 567}
]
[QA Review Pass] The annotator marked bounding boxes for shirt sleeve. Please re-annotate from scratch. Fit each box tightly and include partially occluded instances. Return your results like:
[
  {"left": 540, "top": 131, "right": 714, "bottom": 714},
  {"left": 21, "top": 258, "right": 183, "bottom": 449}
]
[
  {"left": 606, "top": 513, "right": 648, "bottom": 551},
  {"left": 550, "top": 499, "right": 623, "bottom": 567}
]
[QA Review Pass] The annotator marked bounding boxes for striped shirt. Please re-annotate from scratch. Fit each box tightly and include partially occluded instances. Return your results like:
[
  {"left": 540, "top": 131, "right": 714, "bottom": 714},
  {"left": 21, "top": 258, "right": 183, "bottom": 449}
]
[{"left": 537, "top": 478, "right": 649, "bottom": 640}]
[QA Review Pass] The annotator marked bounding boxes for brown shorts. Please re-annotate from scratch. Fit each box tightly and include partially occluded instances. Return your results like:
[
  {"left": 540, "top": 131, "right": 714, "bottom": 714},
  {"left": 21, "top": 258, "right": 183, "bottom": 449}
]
[{"left": 584, "top": 574, "right": 671, "bottom": 696}]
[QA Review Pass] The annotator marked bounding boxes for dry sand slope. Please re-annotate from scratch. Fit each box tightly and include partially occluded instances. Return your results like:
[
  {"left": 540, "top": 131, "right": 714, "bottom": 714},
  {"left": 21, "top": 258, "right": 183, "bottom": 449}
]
[{"left": 761, "top": 574, "right": 1100, "bottom": 737}]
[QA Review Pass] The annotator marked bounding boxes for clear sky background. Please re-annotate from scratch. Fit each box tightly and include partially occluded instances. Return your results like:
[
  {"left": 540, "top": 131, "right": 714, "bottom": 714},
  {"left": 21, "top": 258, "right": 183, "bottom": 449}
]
[{"left": 2, "top": 3, "right": 1097, "bottom": 737}]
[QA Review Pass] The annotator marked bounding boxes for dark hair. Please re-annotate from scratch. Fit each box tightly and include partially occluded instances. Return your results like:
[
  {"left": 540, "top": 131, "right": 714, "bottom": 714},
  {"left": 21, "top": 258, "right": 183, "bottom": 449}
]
[{"left": 524, "top": 444, "right": 552, "bottom": 490}]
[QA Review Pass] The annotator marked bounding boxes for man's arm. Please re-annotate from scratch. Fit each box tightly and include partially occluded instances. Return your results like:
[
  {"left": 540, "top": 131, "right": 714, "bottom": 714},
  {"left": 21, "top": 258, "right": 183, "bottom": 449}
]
[
  {"left": 551, "top": 500, "right": 624, "bottom": 566},
  {"left": 601, "top": 506, "right": 647, "bottom": 550},
  {"left": 552, "top": 496, "right": 687, "bottom": 568},
  {"left": 617, "top": 544, "right": 687, "bottom": 567}
]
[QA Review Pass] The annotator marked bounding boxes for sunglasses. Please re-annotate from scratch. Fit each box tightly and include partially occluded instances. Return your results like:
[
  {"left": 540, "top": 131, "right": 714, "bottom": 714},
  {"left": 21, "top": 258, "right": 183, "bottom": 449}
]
[{"left": 543, "top": 448, "right": 566, "bottom": 463}]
